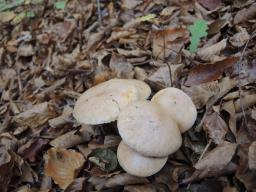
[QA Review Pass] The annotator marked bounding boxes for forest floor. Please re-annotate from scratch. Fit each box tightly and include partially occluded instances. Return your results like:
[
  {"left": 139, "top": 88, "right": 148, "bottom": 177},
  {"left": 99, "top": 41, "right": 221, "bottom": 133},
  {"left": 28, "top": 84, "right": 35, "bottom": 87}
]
[{"left": 0, "top": 0, "right": 256, "bottom": 191}]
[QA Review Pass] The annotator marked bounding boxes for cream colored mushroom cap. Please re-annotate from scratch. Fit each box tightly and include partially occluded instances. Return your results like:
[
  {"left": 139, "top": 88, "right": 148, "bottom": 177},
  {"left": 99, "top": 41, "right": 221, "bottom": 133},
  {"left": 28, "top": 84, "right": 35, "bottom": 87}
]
[
  {"left": 117, "top": 100, "right": 182, "bottom": 157},
  {"left": 117, "top": 141, "right": 168, "bottom": 177},
  {"left": 125, "top": 79, "right": 151, "bottom": 99},
  {"left": 73, "top": 79, "right": 140, "bottom": 125},
  {"left": 151, "top": 87, "right": 197, "bottom": 133}
]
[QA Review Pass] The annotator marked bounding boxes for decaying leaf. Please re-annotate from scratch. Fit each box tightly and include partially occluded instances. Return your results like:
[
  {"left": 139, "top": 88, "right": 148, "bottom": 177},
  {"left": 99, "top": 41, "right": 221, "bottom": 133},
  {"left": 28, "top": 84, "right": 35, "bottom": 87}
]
[
  {"left": 229, "top": 27, "right": 250, "bottom": 47},
  {"left": 152, "top": 28, "right": 189, "bottom": 60},
  {"left": 14, "top": 102, "right": 57, "bottom": 129},
  {"left": 182, "top": 142, "right": 237, "bottom": 183},
  {"left": 233, "top": 3, "right": 256, "bottom": 24},
  {"left": 50, "top": 125, "right": 92, "bottom": 148},
  {"left": 185, "top": 57, "right": 239, "bottom": 86},
  {"left": 124, "top": 184, "right": 157, "bottom": 192},
  {"left": 64, "top": 177, "right": 86, "bottom": 192},
  {"left": 198, "top": 0, "right": 222, "bottom": 11},
  {"left": 44, "top": 148, "right": 85, "bottom": 189},
  {"left": 0, "top": 147, "right": 14, "bottom": 192},
  {"left": 89, "top": 148, "right": 118, "bottom": 172},
  {"left": 197, "top": 39, "right": 227, "bottom": 61},
  {"left": 248, "top": 141, "right": 256, "bottom": 170},
  {"left": 203, "top": 112, "right": 228, "bottom": 144}
]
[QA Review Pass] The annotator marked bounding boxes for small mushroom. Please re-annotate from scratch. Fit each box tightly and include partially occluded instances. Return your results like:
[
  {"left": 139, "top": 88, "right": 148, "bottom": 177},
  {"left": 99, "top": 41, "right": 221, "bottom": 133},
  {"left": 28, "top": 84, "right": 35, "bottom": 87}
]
[
  {"left": 151, "top": 87, "right": 197, "bottom": 133},
  {"left": 73, "top": 79, "right": 151, "bottom": 125},
  {"left": 117, "top": 141, "right": 168, "bottom": 177},
  {"left": 117, "top": 100, "right": 182, "bottom": 157}
]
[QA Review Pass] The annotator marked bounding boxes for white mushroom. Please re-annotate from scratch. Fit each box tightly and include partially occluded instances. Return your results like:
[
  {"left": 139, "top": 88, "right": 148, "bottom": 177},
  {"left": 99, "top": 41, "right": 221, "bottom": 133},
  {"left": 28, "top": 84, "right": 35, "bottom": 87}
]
[
  {"left": 73, "top": 79, "right": 151, "bottom": 125},
  {"left": 117, "top": 141, "right": 168, "bottom": 177},
  {"left": 151, "top": 87, "right": 197, "bottom": 133},
  {"left": 117, "top": 100, "right": 182, "bottom": 157}
]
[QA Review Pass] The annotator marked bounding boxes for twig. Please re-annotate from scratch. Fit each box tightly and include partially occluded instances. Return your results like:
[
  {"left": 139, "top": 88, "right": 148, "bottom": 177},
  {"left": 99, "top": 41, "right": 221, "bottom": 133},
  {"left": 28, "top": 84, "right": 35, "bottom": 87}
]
[{"left": 96, "top": 0, "right": 102, "bottom": 26}]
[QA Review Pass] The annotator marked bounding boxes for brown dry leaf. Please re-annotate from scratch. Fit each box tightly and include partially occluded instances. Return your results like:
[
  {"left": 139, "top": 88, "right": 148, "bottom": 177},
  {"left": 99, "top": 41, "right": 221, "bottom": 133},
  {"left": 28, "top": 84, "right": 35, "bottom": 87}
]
[
  {"left": 51, "top": 21, "right": 75, "bottom": 42},
  {"left": 124, "top": 184, "right": 157, "bottom": 192},
  {"left": 221, "top": 101, "right": 237, "bottom": 138},
  {"left": 117, "top": 48, "right": 150, "bottom": 57},
  {"left": 44, "top": 148, "right": 85, "bottom": 189},
  {"left": 107, "top": 29, "right": 135, "bottom": 43},
  {"left": 14, "top": 102, "right": 57, "bottom": 129},
  {"left": 183, "top": 81, "right": 220, "bottom": 108},
  {"left": 185, "top": 57, "right": 239, "bottom": 86},
  {"left": 109, "top": 53, "right": 134, "bottom": 79},
  {"left": 0, "top": 147, "right": 14, "bottom": 192},
  {"left": 50, "top": 125, "right": 93, "bottom": 148},
  {"left": 121, "top": 0, "right": 142, "bottom": 9},
  {"left": 0, "top": 133, "right": 18, "bottom": 151},
  {"left": 229, "top": 27, "right": 250, "bottom": 47},
  {"left": 197, "top": 39, "right": 227, "bottom": 61},
  {"left": 234, "top": 94, "right": 256, "bottom": 113},
  {"left": 17, "top": 44, "right": 35, "bottom": 57},
  {"left": 198, "top": 0, "right": 222, "bottom": 11},
  {"left": 103, "top": 173, "right": 149, "bottom": 188},
  {"left": 147, "top": 64, "right": 184, "bottom": 89},
  {"left": 152, "top": 28, "right": 189, "bottom": 60},
  {"left": 233, "top": 3, "right": 256, "bottom": 24},
  {"left": 248, "top": 141, "right": 256, "bottom": 170},
  {"left": 86, "top": 31, "right": 105, "bottom": 51},
  {"left": 236, "top": 145, "right": 256, "bottom": 191},
  {"left": 182, "top": 142, "right": 237, "bottom": 183},
  {"left": 208, "top": 19, "right": 227, "bottom": 36},
  {"left": 18, "top": 138, "right": 49, "bottom": 162},
  {"left": 203, "top": 112, "right": 228, "bottom": 144},
  {"left": 48, "top": 106, "right": 73, "bottom": 128},
  {"left": 64, "top": 177, "right": 86, "bottom": 192}
]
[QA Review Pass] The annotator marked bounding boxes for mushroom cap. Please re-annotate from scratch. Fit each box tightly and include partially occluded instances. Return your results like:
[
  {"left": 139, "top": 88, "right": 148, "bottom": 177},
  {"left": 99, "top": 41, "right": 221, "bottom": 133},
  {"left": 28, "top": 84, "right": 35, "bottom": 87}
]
[
  {"left": 117, "top": 141, "right": 168, "bottom": 177},
  {"left": 125, "top": 79, "right": 151, "bottom": 99},
  {"left": 73, "top": 79, "right": 139, "bottom": 125},
  {"left": 73, "top": 79, "right": 151, "bottom": 125},
  {"left": 117, "top": 100, "right": 182, "bottom": 157},
  {"left": 151, "top": 87, "right": 197, "bottom": 133}
]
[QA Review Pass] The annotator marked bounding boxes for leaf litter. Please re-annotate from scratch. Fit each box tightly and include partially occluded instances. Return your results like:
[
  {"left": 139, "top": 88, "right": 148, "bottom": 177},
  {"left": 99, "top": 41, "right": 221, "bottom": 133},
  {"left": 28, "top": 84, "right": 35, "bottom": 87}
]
[{"left": 0, "top": 0, "right": 256, "bottom": 191}]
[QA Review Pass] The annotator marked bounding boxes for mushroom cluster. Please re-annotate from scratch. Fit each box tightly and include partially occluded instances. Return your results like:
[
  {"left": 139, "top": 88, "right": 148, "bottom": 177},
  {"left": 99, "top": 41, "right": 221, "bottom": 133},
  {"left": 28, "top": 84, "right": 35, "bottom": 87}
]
[{"left": 73, "top": 79, "right": 197, "bottom": 177}]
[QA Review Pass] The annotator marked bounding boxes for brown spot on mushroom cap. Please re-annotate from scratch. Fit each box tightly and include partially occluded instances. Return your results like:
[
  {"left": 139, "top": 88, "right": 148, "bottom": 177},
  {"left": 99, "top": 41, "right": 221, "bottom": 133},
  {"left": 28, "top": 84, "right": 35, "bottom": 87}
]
[
  {"left": 151, "top": 87, "right": 197, "bottom": 133},
  {"left": 117, "top": 141, "right": 168, "bottom": 177},
  {"left": 117, "top": 100, "right": 182, "bottom": 157}
]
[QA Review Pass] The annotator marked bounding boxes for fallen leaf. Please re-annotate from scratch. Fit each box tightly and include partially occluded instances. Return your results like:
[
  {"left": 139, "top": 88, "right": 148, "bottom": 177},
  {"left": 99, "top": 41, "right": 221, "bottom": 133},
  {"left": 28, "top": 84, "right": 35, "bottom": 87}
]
[
  {"left": 50, "top": 125, "right": 93, "bottom": 148},
  {"left": 18, "top": 138, "right": 49, "bottom": 162},
  {"left": 197, "top": 39, "right": 227, "bottom": 61},
  {"left": 185, "top": 57, "right": 239, "bottom": 86},
  {"left": 152, "top": 28, "right": 189, "bottom": 60},
  {"left": 44, "top": 148, "right": 85, "bottom": 189},
  {"left": 236, "top": 144, "right": 256, "bottom": 191},
  {"left": 48, "top": 106, "right": 73, "bottom": 128},
  {"left": 0, "top": 11, "right": 16, "bottom": 23},
  {"left": 104, "top": 173, "right": 149, "bottom": 188},
  {"left": 64, "top": 177, "right": 86, "bottom": 192},
  {"left": 198, "top": 0, "right": 222, "bottom": 11},
  {"left": 233, "top": 3, "right": 256, "bottom": 24},
  {"left": 121, "top": 0, "right": 142, "bottom": 9},
  {"left": 203, "top": 112, "right": 228, "bottom": 144},
  {"left": 124, "top": 184, "right": 157, "bottom": 192},
  {"left": 248, "top": 141, "right": 256, "bottom": 170},
  {"left": 182, "top": 142, "right": 237, "bottom": 183},
  {"left": 14, "top": 102, "right": 57, "bottom": 129},
  {"left": 229, "top": 27, "right": 250, "bottom": 47},
  {"left": 51, "top": 21, "right": 75, "bottom": 42},
  {"left": 17, "top": 44, "right": 35, "bottom": 57},
  {"left": 0, "top": 147, "right": 14, "bottom": 192},
  {"left": 234, "top": 94, "right": 256, "bottom": 112},
  {"left": 89, "top": 148, "right": 117, "bottom": 172}
]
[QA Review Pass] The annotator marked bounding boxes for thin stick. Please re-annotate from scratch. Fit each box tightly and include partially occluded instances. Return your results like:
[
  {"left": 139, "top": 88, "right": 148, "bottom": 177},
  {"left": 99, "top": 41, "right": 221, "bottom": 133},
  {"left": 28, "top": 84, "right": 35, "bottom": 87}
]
[
  {"left": 198, "top": 139, "right": 212, "bottom": 162},
  {"left": 96, "top": 0, "right": 102, "bottom": 26}
]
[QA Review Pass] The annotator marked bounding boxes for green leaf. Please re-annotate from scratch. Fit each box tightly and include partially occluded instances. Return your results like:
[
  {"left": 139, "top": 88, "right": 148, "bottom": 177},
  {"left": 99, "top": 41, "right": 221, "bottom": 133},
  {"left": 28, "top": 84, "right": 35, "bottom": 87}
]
[
  {"left": 89, "top": 148, "right": 117, "bottom": 172},
  {"left": 189, "top": 19, "right": 208, "bottom": 54},
  {"left": 54, "top": 0, "right": 67, "bottom": 9}
]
